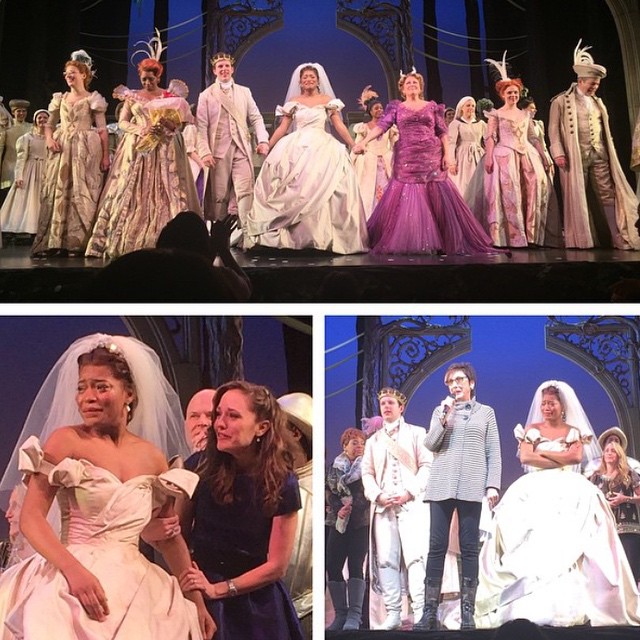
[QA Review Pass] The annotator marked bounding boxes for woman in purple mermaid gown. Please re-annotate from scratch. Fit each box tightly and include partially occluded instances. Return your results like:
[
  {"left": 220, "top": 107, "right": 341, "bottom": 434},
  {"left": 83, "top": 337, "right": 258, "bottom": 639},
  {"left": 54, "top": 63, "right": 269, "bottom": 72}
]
[{"left": 353, "top": 70, "right": 498, "bottom": 255}]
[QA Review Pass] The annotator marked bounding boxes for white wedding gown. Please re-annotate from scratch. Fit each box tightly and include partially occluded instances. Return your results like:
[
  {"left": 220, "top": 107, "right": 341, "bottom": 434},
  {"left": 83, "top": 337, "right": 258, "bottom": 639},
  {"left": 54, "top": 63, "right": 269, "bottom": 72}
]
[
  {"left": 0, "top": 438, "right": 202, "bottom": 639},
  {"left": 476, "top": 430, "right": 640, "bottom": 627},
  {"left": 244, "top": 99, "right": 369, "bottom": 255}
]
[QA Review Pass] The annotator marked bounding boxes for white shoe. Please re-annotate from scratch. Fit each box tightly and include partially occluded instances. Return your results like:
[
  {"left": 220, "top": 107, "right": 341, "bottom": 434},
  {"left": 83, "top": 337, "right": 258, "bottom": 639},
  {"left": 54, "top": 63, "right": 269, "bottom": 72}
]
[{"left": 379, "top": 611, "right": 402, "bottom": 630}]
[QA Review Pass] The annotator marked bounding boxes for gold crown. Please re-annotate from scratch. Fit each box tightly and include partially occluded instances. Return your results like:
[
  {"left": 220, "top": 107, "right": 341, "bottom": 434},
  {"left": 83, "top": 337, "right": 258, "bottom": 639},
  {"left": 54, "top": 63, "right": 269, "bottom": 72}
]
[
  {"left": 377, "top": 387, "right": 407, "bottom": 406},
  {"left": 210, "top": 51, "right": 235, "bottom": 67}
]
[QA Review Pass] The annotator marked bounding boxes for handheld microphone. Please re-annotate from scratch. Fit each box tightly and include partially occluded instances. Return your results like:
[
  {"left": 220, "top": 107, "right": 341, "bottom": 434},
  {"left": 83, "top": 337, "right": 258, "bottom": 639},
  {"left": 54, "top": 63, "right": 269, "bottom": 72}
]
[{"left": 440, "top": 394, "right": 455, "bottom": 426}]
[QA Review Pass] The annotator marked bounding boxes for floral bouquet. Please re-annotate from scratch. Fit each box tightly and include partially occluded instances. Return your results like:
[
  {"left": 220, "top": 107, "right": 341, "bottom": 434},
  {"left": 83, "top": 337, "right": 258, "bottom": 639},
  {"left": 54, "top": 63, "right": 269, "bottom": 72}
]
[
  {"left": 112, "top": 85, "right": 192, "bottom": 155},
  {"left": 135, "top": 106, "right": 183, "bottom": 154}
]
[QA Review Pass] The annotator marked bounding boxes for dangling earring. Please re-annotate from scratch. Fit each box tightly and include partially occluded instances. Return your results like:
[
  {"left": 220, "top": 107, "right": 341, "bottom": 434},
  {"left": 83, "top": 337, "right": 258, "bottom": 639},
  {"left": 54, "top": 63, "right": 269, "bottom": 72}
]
[
  {"left": 126, "top": 403, "right": 131, "bottom": 414},
  {"left": 561, "top": 410, "right": 567, "bottom": 421}
]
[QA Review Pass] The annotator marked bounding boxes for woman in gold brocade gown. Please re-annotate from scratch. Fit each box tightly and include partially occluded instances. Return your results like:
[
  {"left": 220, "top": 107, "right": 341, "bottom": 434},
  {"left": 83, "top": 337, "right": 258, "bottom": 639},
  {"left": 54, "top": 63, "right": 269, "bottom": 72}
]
[{"left": 86, "top": 43, "right": 200, "bottom": 259}]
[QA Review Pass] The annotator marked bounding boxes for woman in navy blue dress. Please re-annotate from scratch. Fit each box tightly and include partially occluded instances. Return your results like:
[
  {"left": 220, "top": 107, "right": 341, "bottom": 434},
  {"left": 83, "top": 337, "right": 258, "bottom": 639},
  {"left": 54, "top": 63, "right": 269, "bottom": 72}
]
[{"left": 177, "top": 381, "right": 304, "bottom": 640}]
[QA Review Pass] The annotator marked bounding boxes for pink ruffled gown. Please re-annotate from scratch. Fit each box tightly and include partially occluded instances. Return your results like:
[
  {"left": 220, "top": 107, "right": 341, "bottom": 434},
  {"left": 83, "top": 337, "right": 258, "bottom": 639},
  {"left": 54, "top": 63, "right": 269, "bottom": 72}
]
[{"left": 366, "top": 100, "right": 498, "bottom": 255}]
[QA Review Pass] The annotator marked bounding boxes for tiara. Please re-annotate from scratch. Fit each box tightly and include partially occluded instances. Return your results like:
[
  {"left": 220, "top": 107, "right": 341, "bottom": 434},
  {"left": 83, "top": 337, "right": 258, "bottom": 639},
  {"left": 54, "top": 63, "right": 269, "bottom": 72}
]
[
  {"left": 377, "top": 387, "right": 407, "bottom": 406},
  {"left": 399, "top": 66, "right": 417, "bottom": 81},
  {"left": 210, "top": 51, "right": 235, "bottom": 67},
  {"left": 94, "top": 337, "right": 124, "bottom": 357}
]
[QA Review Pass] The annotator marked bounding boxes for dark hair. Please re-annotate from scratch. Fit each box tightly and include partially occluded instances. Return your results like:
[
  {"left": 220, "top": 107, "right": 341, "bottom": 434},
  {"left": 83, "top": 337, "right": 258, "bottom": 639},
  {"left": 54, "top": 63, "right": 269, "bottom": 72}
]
[
  {"left": 201, "top": 380, "right": 293, "bottom": 515},
  {"left": 540, "top": 384, "right": 563, "bottom": 409},
  {"left": 518, "top": 95, "right": 535, "bottom": 110},
  {"left": 492, "top": 618, "right": 548, "bottom": 640},
  {"left": 340, "top": 427, "right": 365, "bottom": 449},
  {"left": 299, "top": 65, "right": 319, "bottom": 81},
  {"left": 77, "top": 346, "right": 137, "bottom": 419},
  {"left": 156, "top": 210, "right": 211, "bottom": 260},
  {"left": 137, "top": 58, "right": 164, "bottom": 79},
  {"left": 443, "top": 362, "right": 477, "bottom": 397}
]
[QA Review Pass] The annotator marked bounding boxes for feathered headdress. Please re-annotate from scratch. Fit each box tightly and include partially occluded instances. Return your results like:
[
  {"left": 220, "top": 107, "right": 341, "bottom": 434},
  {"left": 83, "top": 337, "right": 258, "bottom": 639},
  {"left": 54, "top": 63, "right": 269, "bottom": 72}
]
[
  {"left": 131, "top": 28, "right": 165, "bottom": 65},
  {"left": 358, "top": 85, "right": 381, "bottom": 112},
  {"left": 572, "top": 39, "right": 607, "bottom": 79},
  {"left": 485, "top": 51, "right": 509, "bottom": 83}
]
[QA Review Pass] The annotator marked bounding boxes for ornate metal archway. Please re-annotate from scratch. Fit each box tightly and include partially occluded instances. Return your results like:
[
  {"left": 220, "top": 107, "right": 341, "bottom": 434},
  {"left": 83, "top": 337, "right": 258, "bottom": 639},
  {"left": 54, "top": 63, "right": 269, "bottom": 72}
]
[
  {"left": 359, "top": 315, "right": 640, "bottom": 460},
  {"left": 360, "top": 316, "right": 472, "bottom": 418},
  {"left": 203, "top": 1, "right": 413, "bottom": 99},
  {"left": 546, "top": 316, "right": 640, "bottom": 458},
  {"left": 123, "top": 316, "right": 244, "bottom": 411},
  {"left": 203, "top": 1, "right": 284, "bottom": 84},
  {"left": 337, "top": 0, "right": 413, "bottom": 99}
]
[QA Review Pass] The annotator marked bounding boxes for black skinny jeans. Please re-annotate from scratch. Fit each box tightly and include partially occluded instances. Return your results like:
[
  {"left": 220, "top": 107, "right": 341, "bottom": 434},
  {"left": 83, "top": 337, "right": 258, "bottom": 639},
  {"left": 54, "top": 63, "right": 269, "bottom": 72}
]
[
  {"left": 326, "top": 523, "right": 369, "bottom": 581},
  {"left": 425, "top": 498, "right": 482, "bottom": 581}
]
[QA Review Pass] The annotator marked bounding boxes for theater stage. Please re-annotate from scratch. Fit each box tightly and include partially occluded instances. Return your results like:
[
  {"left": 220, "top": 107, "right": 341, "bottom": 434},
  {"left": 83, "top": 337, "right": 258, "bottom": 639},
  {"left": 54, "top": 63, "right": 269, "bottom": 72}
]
[
  {"left": 326, "top": 626, "right": 639, "bottom": 639},
  {"left": 1, "top": 244, "right": 640, "bottom": 302}
]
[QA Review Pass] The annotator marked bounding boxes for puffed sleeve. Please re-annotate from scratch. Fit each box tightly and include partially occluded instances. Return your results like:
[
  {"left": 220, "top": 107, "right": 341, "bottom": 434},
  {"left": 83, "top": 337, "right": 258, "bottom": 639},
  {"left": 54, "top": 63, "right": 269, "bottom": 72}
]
[
  {"left": 376, "top": 100, "right": 400, "bottom": 134},
  {"left": 47, "top": 93, "right": 63, "bottom": 130},
  {"left": 152, "top": 468, "right": 200, "bottom": 511},
  {"left": 275, "top": 101, "right": 298, "bottom": 118},
  {"left": 275, "top": 471, "right": 302, "bottom": 516},
  {"left": 49, "top": 459, "right": 88, "bottom": 488},
  {"left": 484, "top": 109, "right": 498, "bottom": 142},
  {"left": 433, "top": 102, "right": 447, "bottom": 137},
  {"left": 89, "top": 91, "right": 108, "bottom": 114},
  {"left": 325, "top": 98, "right": 345, "bottom": 113},
  {"left": 48, "top": 92, "right": 63, "bottom": 113},
  {"left": 18, "top": 436, "right": 50, "bottom": 477}
]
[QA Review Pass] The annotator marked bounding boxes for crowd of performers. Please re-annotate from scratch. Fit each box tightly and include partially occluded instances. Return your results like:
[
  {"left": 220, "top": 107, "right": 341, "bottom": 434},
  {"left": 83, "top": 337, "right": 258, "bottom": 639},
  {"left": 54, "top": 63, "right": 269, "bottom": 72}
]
[
  {"left": 1, "top": 37, "right": 639, "bottom": 258},
  {"left": 0, "top": 334, "right": 314, "bottom": 640},
  {"left": 325, "top": 367, "right": 640, "bottom": 632}
]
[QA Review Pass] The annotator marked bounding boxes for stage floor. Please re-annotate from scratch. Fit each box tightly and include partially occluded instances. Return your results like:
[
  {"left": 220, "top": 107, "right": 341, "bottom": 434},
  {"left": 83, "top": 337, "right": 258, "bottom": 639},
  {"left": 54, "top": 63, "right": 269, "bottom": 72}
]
[
  {"left": 1, "top": 244, "right": 640, "bottom": 302},
  {"left": 326, "top": 626, "right": 640, "bottom": 639}
]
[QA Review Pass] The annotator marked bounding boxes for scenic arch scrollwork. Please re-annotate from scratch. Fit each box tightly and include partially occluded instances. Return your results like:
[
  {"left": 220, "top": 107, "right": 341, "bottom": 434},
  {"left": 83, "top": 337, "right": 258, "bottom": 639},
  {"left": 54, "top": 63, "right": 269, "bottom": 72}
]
[
  {"left": 203, "top": 0, "right": 413, "bottom": 99},
  {"left": 360, "top": 316, "right": 472, "bottom": 419},
  {"left": 360, "top": 316, "right": 639, "bottom": 462},
  {"left": 546, "top": 316, "right": 640, "bottom": 459}
]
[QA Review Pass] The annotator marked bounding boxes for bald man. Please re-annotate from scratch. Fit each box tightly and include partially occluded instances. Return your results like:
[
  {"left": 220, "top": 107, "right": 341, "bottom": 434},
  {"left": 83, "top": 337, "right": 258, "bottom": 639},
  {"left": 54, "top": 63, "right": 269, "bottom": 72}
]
[{"left": 185, "top": 388, "right": 216, "bottom": 452}]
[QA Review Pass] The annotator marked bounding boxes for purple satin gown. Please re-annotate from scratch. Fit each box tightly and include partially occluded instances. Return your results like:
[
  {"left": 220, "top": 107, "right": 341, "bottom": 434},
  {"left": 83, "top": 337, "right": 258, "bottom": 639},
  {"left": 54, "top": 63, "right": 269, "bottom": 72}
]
[{"left": 367, "top": 100, "right": 498, "bottom": 255}]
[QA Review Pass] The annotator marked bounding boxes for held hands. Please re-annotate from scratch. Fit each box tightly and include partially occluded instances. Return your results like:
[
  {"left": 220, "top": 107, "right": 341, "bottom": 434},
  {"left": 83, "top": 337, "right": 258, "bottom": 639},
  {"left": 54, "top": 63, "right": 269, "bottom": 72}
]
[
  {"left": 179, "top": 561, "right": 214, "bottom": 599},
  {"left": 607, "top": 491, "right": 629, "bottom": 508},
  {"left": 484, "top": 158, "right": 494, "bottom": 174},
  {"left": 485, "top": 488, "right": 500, "bottom": 510},
  {"left": 554, "top": 155, "right": 568, "bottom": 170},
  {"left": 256, "top": 142, "right": 269, "bottom": 156},
  {"left": 337, "top": 503, "right": 352, "bottom": 519},
  {"left": 352, "top": 142, "right": 366, "bottom": 155},
  {"left": 377, "top": 491, "right": 411, "bottom": 508},
  {"left": 202, "top": 154, "right": 217, "bottom": 169},
  {"left": 64, "top": 563, "right": 110, "bottom": 622},
  {"left": 141, "top": 514, "right": 181, "bottom": 543},
  {"left": 47, "top": 139, "right": 62, "bottom": 154},
  {"left": 15, "top": 179, "right": 24, "bottom": 188}
]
